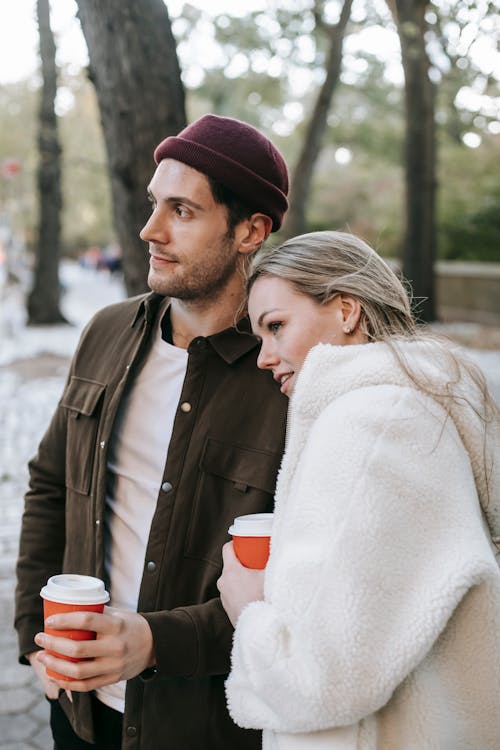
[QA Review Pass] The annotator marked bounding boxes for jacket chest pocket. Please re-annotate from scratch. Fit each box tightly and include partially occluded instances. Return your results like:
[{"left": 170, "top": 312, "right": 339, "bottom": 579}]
[
  {"left": 184, "top": 438, "right": 281, "bottom": 567},
  {"left": 61, "top": 376, "right": 106, "bottom": 496}
]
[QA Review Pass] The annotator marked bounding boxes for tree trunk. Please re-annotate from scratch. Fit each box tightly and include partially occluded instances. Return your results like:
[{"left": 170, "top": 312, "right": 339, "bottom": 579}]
[
  {"left": 75, "top": 0, "right": 186, "bottom": 296},
  {"left": 27, "top": 0, "right": 68, "bottom": 325},
  {"left": 393, "top": 0, "right": 436, "bottom": 322},
  {"left": 282, "top": 0, "right": 354, "bottom": 239}
]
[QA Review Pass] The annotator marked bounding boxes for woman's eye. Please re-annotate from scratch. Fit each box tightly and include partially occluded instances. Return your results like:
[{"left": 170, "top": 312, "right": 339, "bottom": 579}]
[{"left": 269, "top": 322, "right": 282, "bottom": 333}]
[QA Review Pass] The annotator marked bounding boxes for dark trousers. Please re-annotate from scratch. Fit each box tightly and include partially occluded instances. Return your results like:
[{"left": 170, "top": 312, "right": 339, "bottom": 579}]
[{"left": 49, "top": 695, "right": 123, "bottom": 750}]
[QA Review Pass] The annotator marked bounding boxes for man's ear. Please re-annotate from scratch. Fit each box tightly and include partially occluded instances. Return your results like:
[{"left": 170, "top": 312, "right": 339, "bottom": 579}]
[{"left": 236, "top": 213, "right": 273, "bottom": 255}]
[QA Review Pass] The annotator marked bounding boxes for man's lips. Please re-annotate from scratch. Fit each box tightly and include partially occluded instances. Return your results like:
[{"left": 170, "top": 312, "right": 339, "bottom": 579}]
[{"left": 150, "top": 253, "right": 178, "bottom": 266}]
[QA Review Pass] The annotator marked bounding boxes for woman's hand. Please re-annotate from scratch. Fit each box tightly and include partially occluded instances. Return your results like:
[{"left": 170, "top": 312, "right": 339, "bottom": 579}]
[{"left": 217, "top": 542, "right": 265, "bottom": 627}]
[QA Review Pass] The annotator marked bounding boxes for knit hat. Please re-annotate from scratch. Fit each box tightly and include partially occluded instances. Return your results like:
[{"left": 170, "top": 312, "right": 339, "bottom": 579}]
[{"left": 154, "top": 114, "right": 289, "bottom": 231}]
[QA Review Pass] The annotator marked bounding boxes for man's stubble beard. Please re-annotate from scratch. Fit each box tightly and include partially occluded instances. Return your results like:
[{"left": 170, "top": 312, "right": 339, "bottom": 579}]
[{"left": 147, "top": 229, "right": 241, "bottom": 303}]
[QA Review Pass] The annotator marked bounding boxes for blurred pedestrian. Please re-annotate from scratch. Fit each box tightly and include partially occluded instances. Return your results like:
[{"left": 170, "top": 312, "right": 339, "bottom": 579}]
[
  {"left": 15, "top": 114, "right": 289, "bottom": 749},
  {"left": 218, "top": 230, "right": 500, "bottom": 750}
]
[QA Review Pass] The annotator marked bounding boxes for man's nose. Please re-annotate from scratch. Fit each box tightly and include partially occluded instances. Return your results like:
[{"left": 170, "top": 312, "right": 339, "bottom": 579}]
[{"left": 140, "top": 207, "right": 168, "bottom": 243}]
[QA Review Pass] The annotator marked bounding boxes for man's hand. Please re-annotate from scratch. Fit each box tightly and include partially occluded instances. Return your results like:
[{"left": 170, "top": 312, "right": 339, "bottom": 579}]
[
  {"left": 27, "top": 650, "right": 60, "bottom": 699},
  {"left": 217, "top": 542, "right": 265, "bottom": 627},
  {"left": 33, "top": 606, "right": 155, "bottom": 692}
]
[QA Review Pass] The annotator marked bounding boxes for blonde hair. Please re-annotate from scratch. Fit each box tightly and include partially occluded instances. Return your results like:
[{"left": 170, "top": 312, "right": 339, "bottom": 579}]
[
  {"left": 248, "top": 230, "right": 416, "bottom": 341},
  {"left": 247, "top": 230, "right": 498, "bottom": 424}
]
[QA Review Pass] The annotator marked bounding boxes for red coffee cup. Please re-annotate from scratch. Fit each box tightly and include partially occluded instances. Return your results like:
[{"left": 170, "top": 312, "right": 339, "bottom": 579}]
[
  {"left": 40, "top": 574, "right": 110, "bottom": 680},
  {"left": 228, "top": 513, "right": 273, "bottom": 569}
]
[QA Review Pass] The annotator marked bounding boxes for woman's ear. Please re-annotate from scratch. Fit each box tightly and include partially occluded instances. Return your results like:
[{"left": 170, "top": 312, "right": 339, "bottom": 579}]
[
  {"left": 236, "top": 214, "right": 273, "bottom": 256},
  {"left": 340, "top": 295, "right": 364, "bottom": 336}
]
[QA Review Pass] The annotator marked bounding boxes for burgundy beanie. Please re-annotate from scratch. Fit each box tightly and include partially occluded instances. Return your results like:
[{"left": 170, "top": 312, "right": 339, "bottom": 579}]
[{"left": 153, "top": 114, "right": 289, "bottom": 231}]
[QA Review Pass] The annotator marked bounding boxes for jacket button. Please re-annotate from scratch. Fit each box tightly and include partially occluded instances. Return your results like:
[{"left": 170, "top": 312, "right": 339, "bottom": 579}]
[
  {"left": 180, "top": 402, "right": 191, "bottom": 413},
  {"left": 99, "top": 440, "right": 106, "bottom": 449},
  {"left": 126, "top": 726, "right": 137, "bottom": 737},
  {"left": 161, "top": 481, "right": 172, "bottom": 493},
  {"left": 146, "top": 561, "right": 156, "bottom": 573}
]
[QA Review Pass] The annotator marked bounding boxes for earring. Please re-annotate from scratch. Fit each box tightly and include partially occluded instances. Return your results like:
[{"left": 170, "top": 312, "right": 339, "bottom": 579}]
[{"left": 344, "top": 326, "right": 351, "bottom": 334}]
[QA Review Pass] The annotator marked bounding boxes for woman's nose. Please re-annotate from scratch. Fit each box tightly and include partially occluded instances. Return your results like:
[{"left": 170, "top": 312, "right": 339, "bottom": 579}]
[{"left": 257, "top": 340, "right": 279, "bottom": 370}]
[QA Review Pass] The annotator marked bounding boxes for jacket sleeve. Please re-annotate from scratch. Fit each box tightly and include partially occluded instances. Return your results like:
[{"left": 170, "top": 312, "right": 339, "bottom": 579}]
[
  {"left": 225, "top": 384, "right": 498, "bottom": 732},
  {"left": 14, "top": 380, "right": 71, "bottom": 662},
  {"left": 14, "top": 313, "right": 100, "bottom": 662},
  {"left": 142, "top": 597, "right": 233, "bottom": 677}
]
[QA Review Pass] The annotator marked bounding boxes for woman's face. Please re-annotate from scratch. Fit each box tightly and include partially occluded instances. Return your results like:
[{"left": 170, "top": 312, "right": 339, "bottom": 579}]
[{"left": 248, "top": 275, "right": 360, "bottom": 397}]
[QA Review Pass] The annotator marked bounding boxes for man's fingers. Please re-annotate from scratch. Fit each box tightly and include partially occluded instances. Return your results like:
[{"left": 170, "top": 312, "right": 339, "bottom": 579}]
[
  {"left": 34, "top": 629, "right": 126, "bottom": 660},
  {"left": 35, "top": 632, "right": 100, "bottom": 659},
  {"left": 44, "top": 609, "right": 117, "bottom": 633},
  {"left": 29, "top": 652, "right": 60, "bottom": 699},
  {"left": 37, "top": 650, "right": 117, "bottom": 682}
]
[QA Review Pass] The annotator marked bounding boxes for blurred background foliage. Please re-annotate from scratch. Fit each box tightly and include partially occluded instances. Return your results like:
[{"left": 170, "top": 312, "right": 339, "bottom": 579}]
[{"left": 0, "top": 0, "right": 498, "bottom": 262}]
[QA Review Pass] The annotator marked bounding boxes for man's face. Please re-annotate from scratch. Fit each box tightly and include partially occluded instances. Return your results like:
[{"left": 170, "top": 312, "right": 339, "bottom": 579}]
[{"left": 140, "top": 159, "right": 241, "bottom": 301}]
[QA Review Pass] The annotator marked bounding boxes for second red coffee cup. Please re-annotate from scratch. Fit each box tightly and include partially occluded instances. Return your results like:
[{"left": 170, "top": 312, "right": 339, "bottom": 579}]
[
  {"left": 40, "top": 574, "right": 110, "bottom": 681},
  {"left": 228, "top": 513, "right": 274, "bottom": 569}
]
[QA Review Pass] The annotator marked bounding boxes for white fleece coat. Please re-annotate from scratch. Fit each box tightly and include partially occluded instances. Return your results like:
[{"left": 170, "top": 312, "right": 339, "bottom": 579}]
[{"left": 226, "top": 340, "right": 500, "bottom": 750}]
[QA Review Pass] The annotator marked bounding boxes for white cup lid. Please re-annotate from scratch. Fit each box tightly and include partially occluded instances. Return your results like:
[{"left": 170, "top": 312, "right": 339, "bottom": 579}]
[
  {"left": 228, "top": 512, "right": 273, "bottom": 537},
  {"left": 40, "top": 574, "right": 110, "bottom": 605}
]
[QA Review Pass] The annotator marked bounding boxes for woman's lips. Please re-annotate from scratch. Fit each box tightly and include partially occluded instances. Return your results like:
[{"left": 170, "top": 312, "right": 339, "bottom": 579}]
[{"left": 274, "top": 372, "right": 294, "bottom": 394}]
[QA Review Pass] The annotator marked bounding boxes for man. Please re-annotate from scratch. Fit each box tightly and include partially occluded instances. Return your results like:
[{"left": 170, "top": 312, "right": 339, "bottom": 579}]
[{"left": 15, "top": 114, "right": 289, "bottom": 749}]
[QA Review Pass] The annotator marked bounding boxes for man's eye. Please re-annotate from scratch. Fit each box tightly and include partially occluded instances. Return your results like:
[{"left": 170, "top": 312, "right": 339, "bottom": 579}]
[{"left": 175, "top": 205, "right": 190, "bottom": 217}]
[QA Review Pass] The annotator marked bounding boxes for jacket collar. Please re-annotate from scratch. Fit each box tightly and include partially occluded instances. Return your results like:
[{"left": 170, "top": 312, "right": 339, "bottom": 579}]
[
  {"left": 131, "top": 292, "right": 164, "bottom": 328},
  {"left": 130, "top": 293, "right": 258, "bottom": 364},
  {"left": 208, "top": 317, "right": 259, "bottom": 364}
]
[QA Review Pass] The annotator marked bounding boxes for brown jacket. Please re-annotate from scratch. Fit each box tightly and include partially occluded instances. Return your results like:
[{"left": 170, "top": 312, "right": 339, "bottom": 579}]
[{"left": 15, "top": 292, "right": 288, "bottom": 749}]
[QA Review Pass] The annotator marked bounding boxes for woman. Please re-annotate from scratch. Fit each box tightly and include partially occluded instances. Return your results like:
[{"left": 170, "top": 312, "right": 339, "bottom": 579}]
[{"left": 217, "top": 231, "right": 500, "bottom": 749}]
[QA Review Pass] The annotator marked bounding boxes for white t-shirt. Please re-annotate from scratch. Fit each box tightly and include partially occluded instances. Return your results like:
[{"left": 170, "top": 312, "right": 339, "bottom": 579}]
[{"left": 97, "top": 316, "right": 188, "bottom": 712}]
